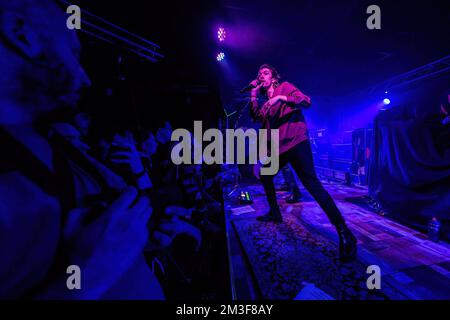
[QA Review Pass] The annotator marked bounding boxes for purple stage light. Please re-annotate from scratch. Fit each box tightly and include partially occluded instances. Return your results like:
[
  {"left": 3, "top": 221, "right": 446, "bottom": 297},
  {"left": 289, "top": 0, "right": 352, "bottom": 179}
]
[
  {"left": 218, "top": 27, "right": 226, "bottom": 42},
  {"left": 216, "top": 52, "right": 225, "bottom": 62}
]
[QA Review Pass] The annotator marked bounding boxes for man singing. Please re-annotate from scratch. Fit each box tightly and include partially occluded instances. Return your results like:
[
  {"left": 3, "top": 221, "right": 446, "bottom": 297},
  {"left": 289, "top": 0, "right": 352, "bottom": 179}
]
[{"left": 249, "top": 64, "right": 357, "bottom": 262}]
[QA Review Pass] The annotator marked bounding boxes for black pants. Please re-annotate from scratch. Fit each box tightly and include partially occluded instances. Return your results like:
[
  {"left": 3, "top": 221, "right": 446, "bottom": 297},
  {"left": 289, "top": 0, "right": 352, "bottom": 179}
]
[
  {"left": 281, "top": 165, "right": 302, "bottom": 197},
  {"left": 260, "top": 140, "right": 345, "bottom": 227}
]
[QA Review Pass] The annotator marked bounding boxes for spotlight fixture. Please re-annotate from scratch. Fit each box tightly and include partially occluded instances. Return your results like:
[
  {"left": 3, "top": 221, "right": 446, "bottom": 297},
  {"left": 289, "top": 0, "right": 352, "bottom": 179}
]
[
  {"left": 218, "top": 27, "right": 226, "bottom": 42},
  {"left": 216, "top": 52, "right": 225, "bottom": 62}
]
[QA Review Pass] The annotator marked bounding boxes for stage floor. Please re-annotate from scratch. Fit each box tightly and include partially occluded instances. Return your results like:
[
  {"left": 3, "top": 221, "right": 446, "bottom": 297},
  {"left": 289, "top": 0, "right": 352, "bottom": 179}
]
[{"left": 224, "top": 180, "right": 450, "bottom": 300}]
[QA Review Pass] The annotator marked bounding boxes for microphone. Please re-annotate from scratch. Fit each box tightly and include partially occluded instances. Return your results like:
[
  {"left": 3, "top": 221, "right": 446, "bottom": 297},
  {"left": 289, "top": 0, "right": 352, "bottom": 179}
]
[{"left": 240, "top": 80, "right": 261, "bottom": 94}]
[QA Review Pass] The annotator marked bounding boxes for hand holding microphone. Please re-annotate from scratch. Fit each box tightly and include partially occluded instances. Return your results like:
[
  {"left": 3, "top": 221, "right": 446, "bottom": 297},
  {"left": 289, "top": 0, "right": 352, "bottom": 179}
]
[{"left": 240, "top": 79, "right": 263, "bottom": 93}]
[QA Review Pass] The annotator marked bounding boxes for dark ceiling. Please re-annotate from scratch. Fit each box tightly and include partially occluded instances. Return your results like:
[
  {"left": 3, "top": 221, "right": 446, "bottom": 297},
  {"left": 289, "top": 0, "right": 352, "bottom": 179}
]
[
  {"left": 73, "top": 0, "right": 449, "bottom": 96},
  {"left": 70, "top": 0, "right": 449, "bottom": 130},
  {"left": 217, "top": 0, "right": 450, "bottom": 96}
]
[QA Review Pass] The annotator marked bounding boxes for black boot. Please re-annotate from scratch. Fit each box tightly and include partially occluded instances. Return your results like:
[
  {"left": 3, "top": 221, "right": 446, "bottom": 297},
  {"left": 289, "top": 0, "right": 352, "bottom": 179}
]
[
  {"left": 336, "top": 224, "right": 357, "bottom": 262},
  {"left": 256, "top": 209, "right": 283, "bottom": 223}
]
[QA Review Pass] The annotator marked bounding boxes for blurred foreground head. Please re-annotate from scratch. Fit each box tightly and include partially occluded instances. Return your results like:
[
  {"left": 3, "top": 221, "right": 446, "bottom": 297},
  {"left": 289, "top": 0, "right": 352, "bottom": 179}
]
[{"left": 0, "top": 0, "right": 91, "bottom": 125}]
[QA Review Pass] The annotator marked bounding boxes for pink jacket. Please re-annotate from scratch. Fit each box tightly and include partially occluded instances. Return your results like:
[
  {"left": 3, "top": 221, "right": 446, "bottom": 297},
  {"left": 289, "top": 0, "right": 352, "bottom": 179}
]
[{"left": 250, "top": 81, "right": 312, "bottom": 154}]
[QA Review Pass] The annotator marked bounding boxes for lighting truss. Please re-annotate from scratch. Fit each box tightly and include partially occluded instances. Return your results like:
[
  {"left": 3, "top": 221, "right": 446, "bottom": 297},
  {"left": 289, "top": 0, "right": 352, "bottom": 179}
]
[
  {"left": 373, "top": 55, "right": 450, "bottom": 93},
  {"left": 60, "top": 1, "right": 164, "bottom": 63}
]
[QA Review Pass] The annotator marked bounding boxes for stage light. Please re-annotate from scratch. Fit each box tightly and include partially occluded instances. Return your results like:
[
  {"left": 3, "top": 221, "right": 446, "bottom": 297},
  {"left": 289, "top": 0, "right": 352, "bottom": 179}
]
[
  {"left": 218, "top": 27, "right": 226, "bottom": 42},
  {"left": 383, "top": 98, "right": 391, "bottom": 105},
  {"left": 216, "top": 52, "right": 225, "bottom": 62}
]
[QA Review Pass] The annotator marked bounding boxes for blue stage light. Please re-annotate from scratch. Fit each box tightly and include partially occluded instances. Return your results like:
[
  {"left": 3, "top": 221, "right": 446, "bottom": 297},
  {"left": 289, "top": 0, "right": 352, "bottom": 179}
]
[
  {"left": 216, "top": 52, "right": 225, "bottom": 62},
  {"left": 383, "top": 98, "right": 391, "bottom": 105}
]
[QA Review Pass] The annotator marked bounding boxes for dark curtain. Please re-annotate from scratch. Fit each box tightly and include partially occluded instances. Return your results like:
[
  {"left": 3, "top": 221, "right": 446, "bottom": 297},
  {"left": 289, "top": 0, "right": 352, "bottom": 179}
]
[{"left": 368, "top": 105, "right": 450, "bottom": 223}]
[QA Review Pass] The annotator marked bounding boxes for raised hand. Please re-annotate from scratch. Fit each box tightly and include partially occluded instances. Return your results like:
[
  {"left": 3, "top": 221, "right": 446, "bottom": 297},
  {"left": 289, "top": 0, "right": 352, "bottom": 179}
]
[
  {"left": 109, "top": 141, "right": 145, "bottom": 175},
  {"left": 64, "top": 187, "right": 153, "bottom": 299}
]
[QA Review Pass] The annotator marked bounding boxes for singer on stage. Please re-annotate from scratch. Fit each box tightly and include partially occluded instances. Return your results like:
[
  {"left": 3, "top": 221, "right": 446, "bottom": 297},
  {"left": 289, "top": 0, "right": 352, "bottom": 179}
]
[{"left": 249, "top": 64, "right": 357, "bottom": 261}]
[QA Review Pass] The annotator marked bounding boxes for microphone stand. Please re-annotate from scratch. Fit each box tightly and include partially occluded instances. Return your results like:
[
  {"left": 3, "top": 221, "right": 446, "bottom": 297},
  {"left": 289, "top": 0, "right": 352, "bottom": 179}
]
[
  {"left": 223, "top": 97, "right": 254, "bottom": 198},
  {"left": 233, "top": 99, "right": 252, "bottom": 130}
]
